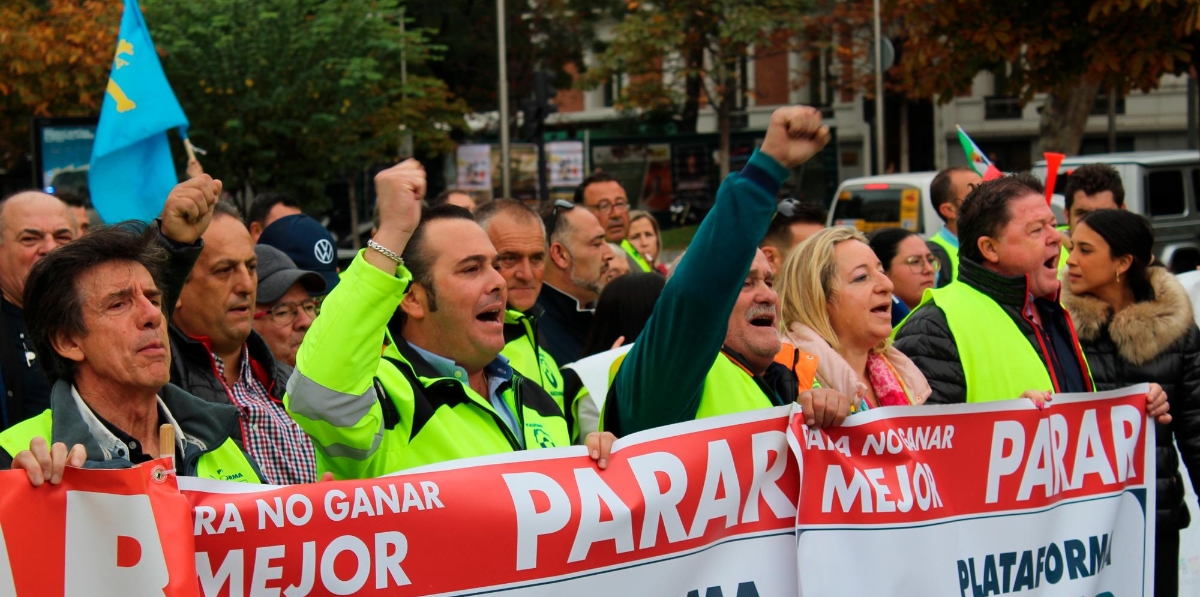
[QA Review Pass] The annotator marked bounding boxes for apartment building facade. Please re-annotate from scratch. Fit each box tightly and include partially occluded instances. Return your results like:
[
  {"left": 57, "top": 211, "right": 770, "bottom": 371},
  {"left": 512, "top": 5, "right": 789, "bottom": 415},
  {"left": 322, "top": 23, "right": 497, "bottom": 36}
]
[{"left": 546, "top": 41, "right": 1193, "bottom": 210}]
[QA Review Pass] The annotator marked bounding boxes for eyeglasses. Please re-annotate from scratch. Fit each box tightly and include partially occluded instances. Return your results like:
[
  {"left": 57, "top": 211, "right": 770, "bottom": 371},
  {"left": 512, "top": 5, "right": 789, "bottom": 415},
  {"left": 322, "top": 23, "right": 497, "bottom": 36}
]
[
  {"left": 254, "top": 298, "right": 320, "bottom": 326},
  {"left": 545, "top": 199, "right": 575, "bottom": 239},
  {"left": 902, "top": 255, "right": 941, "bottom": 274},
  {"left": 587, "top": 199, "right": 629, "bottom": 214}
]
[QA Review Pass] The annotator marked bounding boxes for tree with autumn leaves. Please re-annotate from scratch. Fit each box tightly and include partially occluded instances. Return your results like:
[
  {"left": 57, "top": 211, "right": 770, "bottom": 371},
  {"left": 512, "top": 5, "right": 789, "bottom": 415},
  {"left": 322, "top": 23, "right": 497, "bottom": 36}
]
[
  {"left": 142, "top": 0, "right": 468, "bottom": 207},
  {"left": 0, "top": 0, "right": 121, "bottom": 173},
  {"left": 580, "top": 0, "right": 809, "bottom": 177},
  {"left": 1, "top": 0, "right": 468, "bottom": 209},
  {"left": 802, "top": 0, "right": 1200, "bottom": 154}
]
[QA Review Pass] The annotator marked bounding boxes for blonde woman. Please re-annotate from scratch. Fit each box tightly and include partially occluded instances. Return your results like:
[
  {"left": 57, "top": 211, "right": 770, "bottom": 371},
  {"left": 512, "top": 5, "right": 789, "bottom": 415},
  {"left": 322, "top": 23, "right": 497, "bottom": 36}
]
[
  {"left": 778, "top": 226, "right": 931, "bottom": 408},
  {"left": 627, "top": 210, "right": 668, "bottom": 275}
]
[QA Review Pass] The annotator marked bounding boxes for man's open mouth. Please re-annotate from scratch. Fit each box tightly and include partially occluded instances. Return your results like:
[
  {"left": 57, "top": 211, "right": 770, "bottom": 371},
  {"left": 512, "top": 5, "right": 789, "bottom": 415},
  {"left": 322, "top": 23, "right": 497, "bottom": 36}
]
[
  {"left": 476, "top": 309, "right": 503, "bottom": 323},
  {"left": 749, "top": 314, "right": 776, "bottom": 328}
]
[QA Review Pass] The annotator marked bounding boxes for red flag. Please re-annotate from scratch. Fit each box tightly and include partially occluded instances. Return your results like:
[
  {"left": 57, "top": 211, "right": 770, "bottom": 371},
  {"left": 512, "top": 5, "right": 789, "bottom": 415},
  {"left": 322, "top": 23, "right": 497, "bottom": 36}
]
[
  {"left": 983, "top": 163, "right": 1003, "bottom": 181},
  {"left": 1043, "top": 153, "right": 1066, "bottom": 206}
]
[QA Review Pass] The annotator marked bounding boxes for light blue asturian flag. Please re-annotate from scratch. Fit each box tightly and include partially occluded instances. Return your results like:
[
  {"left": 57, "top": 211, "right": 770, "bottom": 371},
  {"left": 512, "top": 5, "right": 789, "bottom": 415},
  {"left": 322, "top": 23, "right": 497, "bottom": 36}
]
[{"left": 88, "top": 0, "right": 188, "bottom": 223}]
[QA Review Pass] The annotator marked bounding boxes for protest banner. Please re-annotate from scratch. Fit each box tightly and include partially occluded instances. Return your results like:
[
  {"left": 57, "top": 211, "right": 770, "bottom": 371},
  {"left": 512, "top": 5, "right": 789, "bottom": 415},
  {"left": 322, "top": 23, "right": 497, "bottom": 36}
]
[
  {"left": 789, "top": 386, "right": 1155, "bottom": 597},
  {"left": 0, "top": 388, "right": 1157, "bottom": 596},
  {"left": 181, "top": 407, "right": 799, "bottom": 597},
  {"left": 0, "top": 458, "right": 199, "bottom": 597}
]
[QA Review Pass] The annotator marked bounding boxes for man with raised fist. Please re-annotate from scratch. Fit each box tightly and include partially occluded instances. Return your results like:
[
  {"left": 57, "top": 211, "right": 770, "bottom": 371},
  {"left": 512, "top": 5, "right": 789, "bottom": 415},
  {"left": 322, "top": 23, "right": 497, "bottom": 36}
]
[
  {"left": 2, "top": 176, "right": 264, "bottom": 486},
  {"left": 606, "top": 106, "right": 854, "bottom": 436},
  {"left": 287, "top": 160, "right": 616, "bottom": 479}
]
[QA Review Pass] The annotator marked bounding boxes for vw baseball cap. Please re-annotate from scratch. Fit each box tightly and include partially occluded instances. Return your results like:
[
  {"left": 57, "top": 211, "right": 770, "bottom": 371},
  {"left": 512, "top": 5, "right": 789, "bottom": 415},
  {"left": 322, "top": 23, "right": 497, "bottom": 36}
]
[
  {"left": 257, "top": 214, "right": 340, "bottom": 293},
  {"left": 254, "top": 245, "right": 327, "bottom": 304}
]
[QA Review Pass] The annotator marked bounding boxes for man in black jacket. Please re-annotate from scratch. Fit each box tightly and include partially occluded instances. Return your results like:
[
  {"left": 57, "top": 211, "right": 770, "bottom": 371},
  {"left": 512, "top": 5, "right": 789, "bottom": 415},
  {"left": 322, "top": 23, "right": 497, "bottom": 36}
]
[
  {"left": 0, "top": 191, "right": 77, "bottom": 430},
  {"left": 894, "top": 174, "right": 1169, "bottom": 422},
  {"left": 535, "top": 202, "right": 613, "bottom": 365},
  {"left": 170, "top": 201, "right": 315, "bottom": 485}
]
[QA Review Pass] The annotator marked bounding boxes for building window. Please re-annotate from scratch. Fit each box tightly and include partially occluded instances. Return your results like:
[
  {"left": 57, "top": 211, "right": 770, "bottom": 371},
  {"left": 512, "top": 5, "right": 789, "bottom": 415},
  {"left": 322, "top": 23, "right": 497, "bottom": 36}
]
[
  {"left": 984, "top": 96, "right": 1023, "bottom": 120},
  {"left": 603, "top": 74, "right": 622, "bottom": 108},
  {"left": 1091, "top": 94, "right": 1126, "bottom": 116}
]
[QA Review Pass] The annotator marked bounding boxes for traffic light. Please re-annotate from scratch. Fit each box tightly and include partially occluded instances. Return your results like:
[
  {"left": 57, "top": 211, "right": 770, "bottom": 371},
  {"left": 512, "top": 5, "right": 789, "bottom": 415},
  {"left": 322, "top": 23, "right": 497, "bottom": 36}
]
[
  {"left": 519, "top": 98, "right": 540, "bottom": 141},
  {"left": 527, "top": 70, "right": 557, "bottom": 203},
  {"left": 534, "top": 70, "right": 558, "bottom": 117}
]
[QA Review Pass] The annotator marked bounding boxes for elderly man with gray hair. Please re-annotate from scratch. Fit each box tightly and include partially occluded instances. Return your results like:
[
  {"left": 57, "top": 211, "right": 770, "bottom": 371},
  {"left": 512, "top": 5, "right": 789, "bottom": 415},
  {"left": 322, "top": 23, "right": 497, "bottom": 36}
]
[
  {"left": 1, "top": 177, "right": 265, "bottom": 487},
  {"left": 252, "top": 245, "right": 326, "bottom": 368}
]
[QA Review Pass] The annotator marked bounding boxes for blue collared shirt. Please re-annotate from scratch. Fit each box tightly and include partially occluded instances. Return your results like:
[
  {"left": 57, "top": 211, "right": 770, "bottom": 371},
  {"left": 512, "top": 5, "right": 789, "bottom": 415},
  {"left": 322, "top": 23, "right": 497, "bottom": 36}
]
[{"left": 408, "top": 344, "right": 523, "bottom": 447}]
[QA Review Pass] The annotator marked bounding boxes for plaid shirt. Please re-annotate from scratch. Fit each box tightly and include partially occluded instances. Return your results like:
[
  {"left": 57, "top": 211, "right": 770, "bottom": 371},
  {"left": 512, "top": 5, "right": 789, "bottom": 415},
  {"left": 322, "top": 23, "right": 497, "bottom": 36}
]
[{"left": 213, "top": 348, "right": 316, "bottom": 484}]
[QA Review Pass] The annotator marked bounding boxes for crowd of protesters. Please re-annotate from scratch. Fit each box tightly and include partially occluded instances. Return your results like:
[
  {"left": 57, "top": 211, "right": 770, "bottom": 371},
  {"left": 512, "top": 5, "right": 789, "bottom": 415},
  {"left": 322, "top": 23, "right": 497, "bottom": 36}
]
[{"left": 0, "top": 105, "right": 1197, "bottom": 595}]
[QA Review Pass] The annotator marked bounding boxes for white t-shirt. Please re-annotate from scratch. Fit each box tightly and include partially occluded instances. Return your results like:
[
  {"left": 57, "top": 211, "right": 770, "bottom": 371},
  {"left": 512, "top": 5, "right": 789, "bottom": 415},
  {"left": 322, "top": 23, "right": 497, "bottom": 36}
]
[{"left": 1176, "top": 270, "right": 1200, "bottom": 328}]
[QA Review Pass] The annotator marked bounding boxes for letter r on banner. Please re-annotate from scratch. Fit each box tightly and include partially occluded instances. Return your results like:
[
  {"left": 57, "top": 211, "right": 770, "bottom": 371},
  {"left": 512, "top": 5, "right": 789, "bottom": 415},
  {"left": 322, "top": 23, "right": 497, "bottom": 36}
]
[{"left": 65, "top": 491, "right": 169, "bottom": 597}]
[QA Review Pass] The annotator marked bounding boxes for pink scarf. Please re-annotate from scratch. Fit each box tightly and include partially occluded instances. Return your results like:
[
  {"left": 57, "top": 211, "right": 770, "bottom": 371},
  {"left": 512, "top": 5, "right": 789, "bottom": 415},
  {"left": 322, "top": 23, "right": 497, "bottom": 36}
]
[{"left": 865, "top": 352, "right": 912, "bottom": 407}]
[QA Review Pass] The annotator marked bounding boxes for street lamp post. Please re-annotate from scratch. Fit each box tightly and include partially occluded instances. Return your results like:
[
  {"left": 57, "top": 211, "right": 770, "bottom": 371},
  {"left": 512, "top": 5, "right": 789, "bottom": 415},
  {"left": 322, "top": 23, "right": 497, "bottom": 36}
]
[
  {"left": 497, "top": 0, "right": 512, "bottom": 198},
  {"left": 873, "top": 0, "right": 885, "bottom": 175}
]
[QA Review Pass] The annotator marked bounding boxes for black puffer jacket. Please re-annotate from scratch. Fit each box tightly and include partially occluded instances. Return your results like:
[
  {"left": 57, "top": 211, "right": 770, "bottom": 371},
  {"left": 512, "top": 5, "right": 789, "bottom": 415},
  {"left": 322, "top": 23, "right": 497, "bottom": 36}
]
[
  {"left": 893, "top": 257, "right": 1093, "bottom": 403},
  {"left": 168, "top": 327, "right": 292, "bottom": 408},
  {"left": 1063, "top": 267, "right": 1200, "bottom": 530}
]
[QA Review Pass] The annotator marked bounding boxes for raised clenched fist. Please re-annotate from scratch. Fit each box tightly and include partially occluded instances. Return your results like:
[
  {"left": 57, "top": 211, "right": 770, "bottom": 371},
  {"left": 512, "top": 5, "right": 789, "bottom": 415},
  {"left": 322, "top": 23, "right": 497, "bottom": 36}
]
[
  {"left": 160, "top": 174, "right": 222, "bottom": 245},
  {"left": 759, "top": 106, "right": 832, "bottom": 169},
  {"left": 373, "top": 159, "right": 426, "bottom": 240}
]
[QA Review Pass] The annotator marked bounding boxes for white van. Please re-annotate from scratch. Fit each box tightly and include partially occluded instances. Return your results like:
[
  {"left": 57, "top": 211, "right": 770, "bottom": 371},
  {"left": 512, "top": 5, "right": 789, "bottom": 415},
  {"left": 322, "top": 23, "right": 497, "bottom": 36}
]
[
  {"left": 826, "top": 172, "right": 1066, "bottom": 238},
  {"left": 1031, "top": 151, "right": 1200, "bottom": 272},
  {"left": 826, "top": 172, "right": 939, "bottom": 235}
]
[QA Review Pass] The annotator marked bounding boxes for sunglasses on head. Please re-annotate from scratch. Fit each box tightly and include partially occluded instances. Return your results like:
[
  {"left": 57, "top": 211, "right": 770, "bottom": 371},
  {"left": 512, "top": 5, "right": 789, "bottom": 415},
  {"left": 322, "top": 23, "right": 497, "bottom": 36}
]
[{"left": 545, "top": 199, "right": 575, "bottom": 238}]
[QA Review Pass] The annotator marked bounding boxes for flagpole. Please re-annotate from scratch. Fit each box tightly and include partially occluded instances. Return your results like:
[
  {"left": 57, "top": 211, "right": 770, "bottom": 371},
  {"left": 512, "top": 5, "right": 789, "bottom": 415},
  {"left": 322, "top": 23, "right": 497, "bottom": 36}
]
[{"left": 184, "top": 138, "right": 197, "bottom": 164}]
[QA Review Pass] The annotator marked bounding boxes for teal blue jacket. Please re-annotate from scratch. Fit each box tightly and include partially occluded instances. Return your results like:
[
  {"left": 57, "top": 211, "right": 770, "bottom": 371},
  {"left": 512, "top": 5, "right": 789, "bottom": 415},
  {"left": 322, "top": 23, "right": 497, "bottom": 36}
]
[{"left": 609, "top": 150, "right": 790, "bottom": 435}]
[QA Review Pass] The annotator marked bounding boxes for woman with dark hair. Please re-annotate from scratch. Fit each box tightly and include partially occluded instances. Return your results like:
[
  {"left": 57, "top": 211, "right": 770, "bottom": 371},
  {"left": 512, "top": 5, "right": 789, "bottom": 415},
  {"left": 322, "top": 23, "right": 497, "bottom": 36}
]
[
  {"left": 867, "top": 227, "right": 940, "bottom": 326},
  {"left": 563, "top": 273, "right": 666, "bottom": 440},
  {"left": 1062, "top": 209, "right": 1200, "bottom": 597},
  {"left": 582, "top": 272, "right": 667, "bottom": 357}
]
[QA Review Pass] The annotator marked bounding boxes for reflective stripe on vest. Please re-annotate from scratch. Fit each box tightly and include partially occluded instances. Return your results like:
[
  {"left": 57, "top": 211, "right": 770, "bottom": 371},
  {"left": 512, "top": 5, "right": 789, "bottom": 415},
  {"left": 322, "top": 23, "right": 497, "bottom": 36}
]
[
  {"left": 929, "top": 233, "right": 959, "bottom": 283},
  {"left": 923, "top": 283, "right": 1052, "bottom": 402},
  {"left": 0, "top": 410, "right": 260, "bottom": 483},
  {"left": 621, "top": 239, "right": 653, "bottom": 273}
]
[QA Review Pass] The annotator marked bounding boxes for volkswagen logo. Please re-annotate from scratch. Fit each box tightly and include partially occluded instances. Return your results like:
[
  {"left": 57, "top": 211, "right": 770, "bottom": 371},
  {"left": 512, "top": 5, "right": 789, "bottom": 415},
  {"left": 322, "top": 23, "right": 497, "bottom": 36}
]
[{"left": 314, "top": 239, "right": 335, "bottom": 264}]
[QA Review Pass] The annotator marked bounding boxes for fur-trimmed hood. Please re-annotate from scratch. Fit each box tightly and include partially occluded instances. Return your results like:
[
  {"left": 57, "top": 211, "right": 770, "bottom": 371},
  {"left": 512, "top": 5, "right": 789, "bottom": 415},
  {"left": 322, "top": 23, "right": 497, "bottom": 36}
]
[{"left": 1063, "top": 267, "right": 1195, "bottom": 366}]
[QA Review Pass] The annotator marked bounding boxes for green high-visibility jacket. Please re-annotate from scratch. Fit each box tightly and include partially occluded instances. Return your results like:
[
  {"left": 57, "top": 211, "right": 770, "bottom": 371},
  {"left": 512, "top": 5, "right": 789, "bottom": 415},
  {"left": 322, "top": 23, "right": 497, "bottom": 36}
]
[
  {"left": 907, "top": 282, "right": 1093, "bottom": 402},
  {"left": 0, "top": 381, "right": 261, "bottom": 483},
  {"left": 501, "top": 308, "right": 566, "bottom": 410},
  {"left": 929, "top": 229, "right": 960, "bottom": 284},
  {"left": 621, "top": 239, "right": 653, "bottom": 272},
  {"left": 286, "top": 253, "right": 571, "bottom": 479}
]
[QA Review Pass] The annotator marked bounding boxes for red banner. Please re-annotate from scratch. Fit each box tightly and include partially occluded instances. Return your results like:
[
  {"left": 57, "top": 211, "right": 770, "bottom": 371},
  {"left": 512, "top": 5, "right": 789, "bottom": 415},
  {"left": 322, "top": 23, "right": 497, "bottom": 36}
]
[
  {"left": 791, "top": 386, "right": 1154, "bottom": 596},
  {"left": 182, "top": 408, "right": 798, "bottom": 597},
  {"left": 0, "top": 458, "right": 199, "bottom": 597},
  {"left": 0, "top": 389, "right": 1157, "bottom": 597}
]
